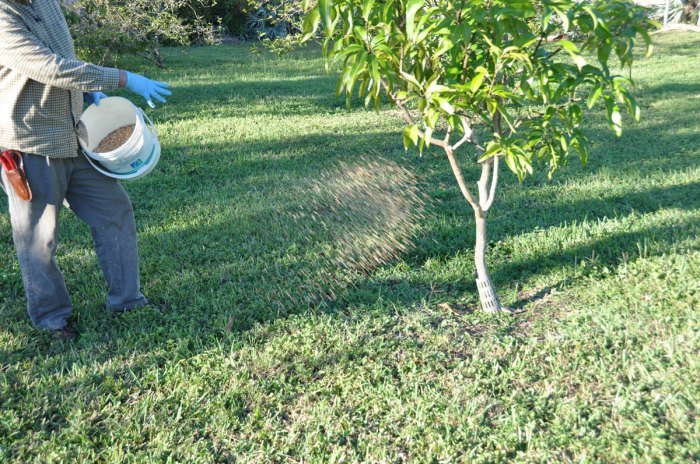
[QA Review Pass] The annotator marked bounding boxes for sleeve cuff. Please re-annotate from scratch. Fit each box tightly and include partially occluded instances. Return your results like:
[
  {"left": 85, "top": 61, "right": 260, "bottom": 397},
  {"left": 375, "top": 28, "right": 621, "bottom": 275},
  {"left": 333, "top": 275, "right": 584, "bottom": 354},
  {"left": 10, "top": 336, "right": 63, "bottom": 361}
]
[{"left": 100, "top": 67, "right": 121, "bottom": 91}]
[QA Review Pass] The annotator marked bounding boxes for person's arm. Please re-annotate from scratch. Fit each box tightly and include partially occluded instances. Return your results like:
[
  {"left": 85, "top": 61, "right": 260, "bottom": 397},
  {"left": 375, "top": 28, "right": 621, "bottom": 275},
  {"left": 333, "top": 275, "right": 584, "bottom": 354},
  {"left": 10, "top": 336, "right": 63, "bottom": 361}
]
[{"left": 0, "top": 6, "right": 119, "bottom": 92}]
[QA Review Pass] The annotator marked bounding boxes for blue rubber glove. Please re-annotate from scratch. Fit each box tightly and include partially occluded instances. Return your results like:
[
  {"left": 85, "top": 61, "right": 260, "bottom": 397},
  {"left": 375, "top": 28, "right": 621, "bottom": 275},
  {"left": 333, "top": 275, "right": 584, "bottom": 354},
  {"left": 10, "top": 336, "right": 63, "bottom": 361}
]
[
  {"left": 84, "top": 92, "right": 108, "bottom": 106},
  {"left": 125, "top": 72, "right": 171, "bottom": 108}
]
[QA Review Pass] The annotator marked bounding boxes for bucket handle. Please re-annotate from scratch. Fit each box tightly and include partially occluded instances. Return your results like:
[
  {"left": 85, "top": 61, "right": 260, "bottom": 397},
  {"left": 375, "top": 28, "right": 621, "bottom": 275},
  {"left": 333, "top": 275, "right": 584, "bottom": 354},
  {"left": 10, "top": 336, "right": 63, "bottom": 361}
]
[{"left": 137, "top": 108, "right": 157, "bottom": 136}]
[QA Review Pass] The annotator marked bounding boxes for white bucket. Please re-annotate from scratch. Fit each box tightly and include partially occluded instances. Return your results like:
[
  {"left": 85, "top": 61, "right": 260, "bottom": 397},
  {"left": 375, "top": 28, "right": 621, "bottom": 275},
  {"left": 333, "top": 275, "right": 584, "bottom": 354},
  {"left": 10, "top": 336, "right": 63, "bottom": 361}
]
[{"left": 78, "top": 97, "right": 161, "bottom": 181}]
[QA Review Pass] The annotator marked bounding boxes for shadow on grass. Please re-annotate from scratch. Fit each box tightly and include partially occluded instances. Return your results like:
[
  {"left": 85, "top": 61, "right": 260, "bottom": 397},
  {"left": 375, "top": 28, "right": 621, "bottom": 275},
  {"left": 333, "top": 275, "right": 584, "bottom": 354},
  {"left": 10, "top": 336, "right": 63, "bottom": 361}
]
[
  {"left": 158, "top": 77, "right": 355, "bottom": 123},
  {"left": 352, "top": 207, "right": 699, "bottom": 309},
  {"left": 2, "top": 46, "right": 699, "bottom": 379},
  {"left": 3, "top": 187, "right": 696, "bottom": 383},
  {"left": 1, "top": 119, "right": 698, "bottom": 366},
  {"left": 22, "top": 211, "right": 700, "bottom": 387}
]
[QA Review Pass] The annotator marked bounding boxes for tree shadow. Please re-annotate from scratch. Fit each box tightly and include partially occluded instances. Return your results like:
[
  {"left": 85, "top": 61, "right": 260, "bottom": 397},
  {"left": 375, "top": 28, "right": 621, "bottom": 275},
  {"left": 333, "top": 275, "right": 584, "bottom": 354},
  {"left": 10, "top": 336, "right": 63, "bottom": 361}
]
[
  {"left": 1, "top": 113, "right": 697, "bottom": 369},
  {"left": 1, "top": 40, "right": 699, "bottom": 382},
  {"left": 0, "top": 141, "right": 423, "bottom": 371},
  {"left": 347, "top": 206, "right": 698, "bottom": 315},
  {"left": 9, "top": 179, "right": 694, "bottom": 384},
  {"left": 156, "top": 78, "right": 355, "bottom": 123}
]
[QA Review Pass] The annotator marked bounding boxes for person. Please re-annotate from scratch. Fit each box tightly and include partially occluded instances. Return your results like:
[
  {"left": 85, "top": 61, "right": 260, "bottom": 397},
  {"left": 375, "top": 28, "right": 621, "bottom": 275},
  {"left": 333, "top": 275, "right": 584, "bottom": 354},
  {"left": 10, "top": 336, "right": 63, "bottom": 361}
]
[{"left": 0, "top": 0, "right": 172, "bottom": 340}]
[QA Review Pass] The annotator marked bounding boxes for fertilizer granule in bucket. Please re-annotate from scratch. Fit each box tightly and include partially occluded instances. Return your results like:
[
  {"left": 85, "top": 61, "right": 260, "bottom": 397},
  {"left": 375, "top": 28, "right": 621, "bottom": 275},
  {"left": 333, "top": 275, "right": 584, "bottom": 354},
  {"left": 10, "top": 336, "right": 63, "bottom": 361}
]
[{"left": 94, "top": 124, "right": 135, "bottom": 153}]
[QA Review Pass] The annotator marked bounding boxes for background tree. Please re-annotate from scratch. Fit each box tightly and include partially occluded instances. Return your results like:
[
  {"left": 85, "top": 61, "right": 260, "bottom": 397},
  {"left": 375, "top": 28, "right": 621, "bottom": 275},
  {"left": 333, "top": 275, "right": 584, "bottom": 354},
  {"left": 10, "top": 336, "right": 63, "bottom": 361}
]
[
  {"left": 177, "top": 0, "right": 248, "bottom": 37},
  {"left": 63, "top": 0, "right": 218, "bottom": 67},
  {"left": 660, "top": 0, "right": 700, "bottom": 25},
  {"left": 299, "top": 0, "right": 655, "bottom": 312}
]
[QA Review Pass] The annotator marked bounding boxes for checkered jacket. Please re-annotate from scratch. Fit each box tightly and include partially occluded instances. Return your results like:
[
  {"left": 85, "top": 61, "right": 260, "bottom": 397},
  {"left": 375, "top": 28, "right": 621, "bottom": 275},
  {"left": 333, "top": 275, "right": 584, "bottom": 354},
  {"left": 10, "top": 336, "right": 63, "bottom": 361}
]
[{"left": 0, "top": 0, "right": 121, "bottom": 158}]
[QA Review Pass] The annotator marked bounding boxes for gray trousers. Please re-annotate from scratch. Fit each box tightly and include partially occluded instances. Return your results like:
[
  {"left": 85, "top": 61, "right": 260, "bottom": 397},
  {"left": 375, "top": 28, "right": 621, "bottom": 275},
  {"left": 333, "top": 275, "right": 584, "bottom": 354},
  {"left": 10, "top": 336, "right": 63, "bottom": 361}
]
[{"left": 1, "top": 151, "right": 147, "bottom": 330}]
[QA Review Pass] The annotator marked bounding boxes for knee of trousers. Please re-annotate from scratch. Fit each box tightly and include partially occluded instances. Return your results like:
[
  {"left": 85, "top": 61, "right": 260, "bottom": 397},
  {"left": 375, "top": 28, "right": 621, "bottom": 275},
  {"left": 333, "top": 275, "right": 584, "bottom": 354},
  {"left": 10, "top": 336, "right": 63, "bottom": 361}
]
[
  {"left": 109, "top": 188, "right": 136, "bottom": 222},
  {"left": 90, "top": 194, "right": 136, "bottom": 233}
]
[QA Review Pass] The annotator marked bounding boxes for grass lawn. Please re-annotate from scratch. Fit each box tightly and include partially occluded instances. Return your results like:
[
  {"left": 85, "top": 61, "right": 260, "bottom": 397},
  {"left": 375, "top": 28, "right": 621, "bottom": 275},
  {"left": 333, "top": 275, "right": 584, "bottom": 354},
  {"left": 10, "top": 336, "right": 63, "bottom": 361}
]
[{"left": 1, "top": 32, "right": 699, "bottom": 463}]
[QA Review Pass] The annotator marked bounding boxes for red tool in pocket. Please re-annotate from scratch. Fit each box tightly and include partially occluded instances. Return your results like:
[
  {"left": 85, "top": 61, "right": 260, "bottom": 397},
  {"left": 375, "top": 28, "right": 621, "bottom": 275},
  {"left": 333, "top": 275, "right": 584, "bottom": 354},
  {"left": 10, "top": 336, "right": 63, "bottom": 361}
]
[{"left": 0, "top": 150, "right": 32, "bottom": 201}]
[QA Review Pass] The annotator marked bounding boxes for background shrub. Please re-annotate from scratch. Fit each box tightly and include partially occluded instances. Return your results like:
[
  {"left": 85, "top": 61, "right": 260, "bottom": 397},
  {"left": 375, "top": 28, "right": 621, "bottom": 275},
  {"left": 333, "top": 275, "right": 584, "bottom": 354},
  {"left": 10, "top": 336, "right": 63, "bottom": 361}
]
[
  {"left": 655, "top": 0, "right": 699, "bottom": 25},
  {"left": 243, "top": 0, "right": 304, "bottom": 40},
  {"left": 176, "top": 0, "right": 248, "bottom": 37},
  {"left": 63, "top": 0, "right": 219, "bottom": 67}
]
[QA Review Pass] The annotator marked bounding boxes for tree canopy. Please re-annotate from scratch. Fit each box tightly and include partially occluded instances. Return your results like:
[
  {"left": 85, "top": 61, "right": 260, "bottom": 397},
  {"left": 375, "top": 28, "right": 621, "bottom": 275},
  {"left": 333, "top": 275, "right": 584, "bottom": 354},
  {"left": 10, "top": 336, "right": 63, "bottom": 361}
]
[{"left": 299, "top": 0, "right": 656, "bottom": 311}]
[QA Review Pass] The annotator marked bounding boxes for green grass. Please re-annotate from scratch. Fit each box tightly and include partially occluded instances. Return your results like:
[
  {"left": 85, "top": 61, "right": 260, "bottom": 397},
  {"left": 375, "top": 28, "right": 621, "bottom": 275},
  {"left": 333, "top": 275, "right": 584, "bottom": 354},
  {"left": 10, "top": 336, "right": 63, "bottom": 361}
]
[{"left": 1, "top": 33, "right": 699, "bottom": 462}]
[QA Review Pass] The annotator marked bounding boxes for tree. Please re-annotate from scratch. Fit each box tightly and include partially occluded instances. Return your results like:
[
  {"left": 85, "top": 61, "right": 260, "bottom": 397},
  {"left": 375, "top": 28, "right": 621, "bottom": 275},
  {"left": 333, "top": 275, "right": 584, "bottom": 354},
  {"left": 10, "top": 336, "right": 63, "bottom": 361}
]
[
  {"left": 660, "top": 0, "right": 700, "bottom": 25},
  {"left": 63, "top": 0, "right": 218, "bottom": 67},
  {"left": 299, "top": 0, "right": 655, "bottom": 312}
]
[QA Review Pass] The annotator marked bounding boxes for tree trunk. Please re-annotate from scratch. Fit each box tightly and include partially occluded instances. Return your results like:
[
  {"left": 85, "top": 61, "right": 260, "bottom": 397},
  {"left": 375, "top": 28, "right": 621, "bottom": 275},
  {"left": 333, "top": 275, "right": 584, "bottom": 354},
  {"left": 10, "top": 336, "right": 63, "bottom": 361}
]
[
  {"left": 442, "top": 145, "right": 506, "bottom": 313},
  {"left": 474, "top": 209, "right": 503, "bottom": 313}
]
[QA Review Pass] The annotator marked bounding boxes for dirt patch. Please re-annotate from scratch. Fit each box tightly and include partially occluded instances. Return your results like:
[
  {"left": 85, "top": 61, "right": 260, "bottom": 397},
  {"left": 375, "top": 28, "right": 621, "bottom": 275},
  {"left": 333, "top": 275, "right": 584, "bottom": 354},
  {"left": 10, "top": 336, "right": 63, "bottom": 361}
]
[{"left": 94, "top": 125, "right": 135, "bottom": 153}]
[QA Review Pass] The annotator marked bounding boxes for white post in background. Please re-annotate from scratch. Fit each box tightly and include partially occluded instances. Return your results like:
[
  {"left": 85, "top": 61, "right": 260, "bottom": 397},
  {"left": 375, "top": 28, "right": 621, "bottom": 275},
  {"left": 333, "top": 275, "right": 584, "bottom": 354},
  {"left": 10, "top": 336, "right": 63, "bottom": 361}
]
[{"left": 663, "top": 0, "right": 670, "bottom": 26}]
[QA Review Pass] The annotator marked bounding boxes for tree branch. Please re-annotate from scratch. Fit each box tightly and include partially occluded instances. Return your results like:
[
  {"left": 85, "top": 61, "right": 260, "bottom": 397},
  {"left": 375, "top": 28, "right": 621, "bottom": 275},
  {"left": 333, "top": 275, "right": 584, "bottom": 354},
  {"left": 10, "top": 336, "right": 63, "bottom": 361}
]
[
  {"left": 482, "top": 154, "right": 500, "bottom": 211},
  {"left": 478, "top": 157, "right": 491, "bottom": 207},
  {"left": 450, "top": 117, "right": 484, "bottom": 152},
  {"left": 532, "top": 31, "right": 547, "bottom": 58},
  {"left": 445, "top": 146, "right": 480, "bottom": 211},
  {"left": 443, "top": 125, "right": 452, "bottom": 150},
  {"left": 380, "top": 79, "right": 480, "bottom": 211},
  {"left": 479, "top": 110, "right": 502, "bottom": 211},
  {"left": 380, "top": 78, "right": 450, "bottom": 149}
]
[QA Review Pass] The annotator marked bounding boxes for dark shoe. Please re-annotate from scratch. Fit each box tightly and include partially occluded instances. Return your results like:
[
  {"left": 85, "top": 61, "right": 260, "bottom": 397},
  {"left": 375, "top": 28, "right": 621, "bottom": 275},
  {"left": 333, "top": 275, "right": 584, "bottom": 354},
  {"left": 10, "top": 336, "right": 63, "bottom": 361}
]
[
  {"left": 108, "top": 297, "right": 150, "bottom": 316},
  {"left": 50, "top": 324, "right": 79, "bottom": 341},
  {"left": 110, "top": 304, "right": 148, "bottom": 317}
]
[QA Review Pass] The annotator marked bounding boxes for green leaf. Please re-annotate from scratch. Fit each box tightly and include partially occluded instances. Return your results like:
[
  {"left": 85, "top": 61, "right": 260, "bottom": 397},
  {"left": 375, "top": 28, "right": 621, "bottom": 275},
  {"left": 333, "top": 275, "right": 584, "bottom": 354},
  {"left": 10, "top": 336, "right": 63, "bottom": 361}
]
[
  {"left": 403, "top": 126, "right": 413, "bottom": 150},
  {"left": 434, "top": 37, "right": 454, "bottom": 58},
  {"left": 583, "top": 6, "right": 598, "bottom": 30},
  {"left": 369, "top": 57, "right": 381, "bottom": 95},
  {"left": 556, "top": 8, "right": 570, "bottom": 32},
  {"left": 344, "top": 51, "right": 367, "bottom": 91},
  {"left": 559, "top": 135, "right": 568, "bottom": 153},
  {"left": 469, "top": 71, "right": 486, "bottom": 93},
  {"left": 405, "top": 0, "right": 423, "bottom": 42},
  {"left": 504, "top": 150, "right": 522, "bottom": 180},
  {"left": 318, "top": 0, "right": 334, "bottom": 32},
  {"left": 597, "top": 41, "right": 612, "bottom": 63},
  {"left": 620, "top": 91, "right": 641, "bottom": 123},
  {"left": 427, "top": 107, "right": 440, "bottom": 127},
  {"left": 587, "top": 86, "right": 603, "bottom": 109},
  {"left": 636, "top": 27, "right": 654, "bottom": 58},
  {"left": 409, "top": 124, "right": 420, "bottom": 145},
  {"left": 435, "top": 97, "right": 455, "bottom": 115},
  {"left": 454, "top": 22, "right": 472, "bottom": 46},
  {"left": 301, "top": 8, "right": 321, "bottom": 41},
  {"left": 570, "top": 104, "right": 582, "bottom": 127},
  {"left": 558, "top": 40, "right": 579, "bottom": 54},
  {"left": 579, "top": 136, "right": 590, "bottom": 165},
  {"left": 424, "top": 126, "right": 433, "bottom": 146},
  {"left": 399, "top": 70, "right": 422, "bottom": 90},
  {"left": 558, "top": 40, "right": 586, "bottom": 69},
  {"left": 486, "top": 99, "right": 497, "bottom": 116},
  {"left": 362, "top": 0, "right": 376, "bottom": 21},
  {"left": 571, "top": 132, "right": 590, "bottom": 166},
  {"left": 611, "top": 106, "right": 622, "bottom": 137},
  {"left": 478, "top": 141, "right": 501, "bottom": 162},
  {"left": 358, "top": 78, "right": 369, "bottom": 98}
]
